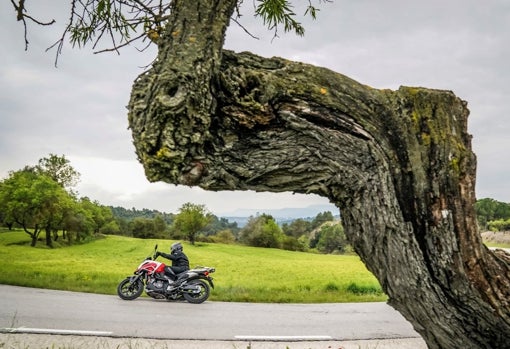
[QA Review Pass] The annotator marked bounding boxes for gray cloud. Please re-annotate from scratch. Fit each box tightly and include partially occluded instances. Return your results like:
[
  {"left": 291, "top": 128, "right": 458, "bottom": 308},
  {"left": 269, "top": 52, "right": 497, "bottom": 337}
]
[{"left": 1, "top": 0, "right": 509, "bottom": 214}]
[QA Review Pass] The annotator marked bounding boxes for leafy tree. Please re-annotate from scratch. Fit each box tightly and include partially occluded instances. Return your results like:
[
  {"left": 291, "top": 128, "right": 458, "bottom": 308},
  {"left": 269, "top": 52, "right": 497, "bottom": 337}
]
[
  {"left": 475, "top": 198, "right": 510, "bottom": 230},
  {"left": 282, "top": 235, "right": 308, "bottom": 251},
  {"left": 153, "top": 214, "right": 167, "bottom": 236},
  {"left": 114, "top": 217, "right": 130, "bottom": 235},
  {"left": 315, "top": 223, "right": 347, "bottom": 254},
  {"left": 129, "top": 217, "right": 156, "bottom": 239},
  {"left": 78, "top": 197, "right": 114, "bottom": 234},
  {"left": 99, "top": 220, "right": 121, "bottom": 235},
  {"left": 36, "top": 154, "right": 80, "bottom": 191},
  {"left": 487, "top": 219, "right": 510, "bottom": 232},
  {"left": 62, "top": 203, "right": 95, "bottom": 244},
  {"left": 0, "top": 169, "right": 74, "bottom": 247},
  {"left": 110, "top": 206, "right": 174, "bottom": 225},
  {"left": 253, "top": 218, "right": 285, "bottom": 248},
  {"left": 0, "top": 158, "right": 109, "bottom": 245},
  {"left": 239, "top": 214, "right": 285, "bottom": 248},
  {"left": 282, "top": 218, "right": 311, "bottom": 238},
  {"left": 0, "top": 193, "right": 15, "bottom": 230},
  {"left": 239, "top": 214, "right": 266, "bottom": 245},
  {"left": 204, "top": 215, "right": 240, "bottom": 237},
  {"left": 311, "top": 211, "right": 334, "bottom": 230},
  {"left": 172, "top": 203, "right": 212, "bottom": 244}
]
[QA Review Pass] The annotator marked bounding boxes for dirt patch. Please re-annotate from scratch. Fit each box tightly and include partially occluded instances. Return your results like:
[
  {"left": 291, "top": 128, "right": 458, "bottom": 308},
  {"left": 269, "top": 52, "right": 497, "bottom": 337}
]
[{"left": 481, "top": 231, "right": 510, "bottom": 245}]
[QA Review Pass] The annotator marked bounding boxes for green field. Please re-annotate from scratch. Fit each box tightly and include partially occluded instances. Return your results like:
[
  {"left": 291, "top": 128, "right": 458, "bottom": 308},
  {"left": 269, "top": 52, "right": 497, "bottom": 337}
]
[{"left": 0, "top": 230, "right": 386, "bottom": 303}]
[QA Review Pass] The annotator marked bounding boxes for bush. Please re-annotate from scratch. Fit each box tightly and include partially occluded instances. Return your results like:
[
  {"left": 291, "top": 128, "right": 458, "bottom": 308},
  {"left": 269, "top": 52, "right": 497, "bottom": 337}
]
[
  {"left": 488, "top": 219, "right": 510, "bottom": 232},
  {"left": 210, "top": 229, "right": 236, "bottom": 244},
  {"left": 323, "top": 282, "right": 340, "bottom": 292},
  {"left": 346, "top": 282, "right": 383, "bottom": 295}
]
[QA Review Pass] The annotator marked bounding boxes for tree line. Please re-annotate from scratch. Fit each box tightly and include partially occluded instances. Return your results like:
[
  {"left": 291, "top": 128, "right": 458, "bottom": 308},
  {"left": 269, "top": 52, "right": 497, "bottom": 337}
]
[
  {"left": 102, "top": 204, "right": 347, "bottom": 253},
  {"left": 475, "top": 198, "right": 510, "bottom": 231},
  {"left": 1, "top": 155, "right": 505, "bottom": 251},
  {"left": 0, "top": 154, "right": 114, "bottom": 247},
  {"left": 0, "top": 154, "right": 347, "bottom": 253}
]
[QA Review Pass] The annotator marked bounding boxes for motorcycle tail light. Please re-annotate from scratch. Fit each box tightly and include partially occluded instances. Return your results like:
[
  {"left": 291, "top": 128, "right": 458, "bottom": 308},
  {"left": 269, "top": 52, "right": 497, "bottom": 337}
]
[{"left": 204, "top": 271, "right": 209, "bottom": 276}]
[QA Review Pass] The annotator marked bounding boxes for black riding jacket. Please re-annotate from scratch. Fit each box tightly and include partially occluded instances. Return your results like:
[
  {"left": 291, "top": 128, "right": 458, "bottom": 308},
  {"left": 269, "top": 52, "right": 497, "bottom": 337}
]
[{"left": 159, "top": 251, "right": 190, "bottom": 271}]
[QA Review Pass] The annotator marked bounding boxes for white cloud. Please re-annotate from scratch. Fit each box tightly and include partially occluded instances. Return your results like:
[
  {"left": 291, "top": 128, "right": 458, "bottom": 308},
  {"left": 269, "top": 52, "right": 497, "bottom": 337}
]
[{"left": 1, "top": 0, "right": 510, "bottom": 215}]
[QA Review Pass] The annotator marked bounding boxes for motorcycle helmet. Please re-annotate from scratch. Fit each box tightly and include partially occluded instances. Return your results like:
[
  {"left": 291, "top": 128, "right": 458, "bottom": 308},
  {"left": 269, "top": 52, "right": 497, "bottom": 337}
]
[{"left": 171, "top": 242, "right": 183, "bottom": 253}]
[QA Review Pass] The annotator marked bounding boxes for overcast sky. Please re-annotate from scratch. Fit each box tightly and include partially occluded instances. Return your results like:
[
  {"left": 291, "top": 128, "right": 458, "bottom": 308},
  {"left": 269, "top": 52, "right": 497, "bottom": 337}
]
[{"left": 1, "top": 0, "right": 508, "bottom": 216}]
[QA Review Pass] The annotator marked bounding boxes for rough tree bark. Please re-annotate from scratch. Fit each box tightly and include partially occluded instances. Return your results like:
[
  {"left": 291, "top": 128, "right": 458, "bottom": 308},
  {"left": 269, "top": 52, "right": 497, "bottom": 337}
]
[{"left": 127, "top": 1, "right": 510, "bottom": 348}]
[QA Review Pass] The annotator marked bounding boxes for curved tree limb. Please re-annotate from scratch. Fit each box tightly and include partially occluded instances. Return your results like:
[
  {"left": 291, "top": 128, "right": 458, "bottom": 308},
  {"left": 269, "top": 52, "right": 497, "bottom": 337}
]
[{"left": 127, "top": 1, "right": 510, "bottom": 348}]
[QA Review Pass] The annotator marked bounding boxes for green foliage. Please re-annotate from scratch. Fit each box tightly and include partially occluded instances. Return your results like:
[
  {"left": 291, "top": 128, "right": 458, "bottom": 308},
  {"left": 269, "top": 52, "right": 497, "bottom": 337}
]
[
  {"left": 130, "top": 218, "right": 154, "bottom": 239},
  {"left": 0, "top": 169, "right": 74, "bottom": 247},
  {"left": 311, "top": 211, "right": 335, "bottom": 229},
  {"left": 488, "top": 219, "right": 510, "bottom": 232},
  {"left": 204, "top": 216, "right": 240, "bottom": 237},
  {"left": 153, "top": 215, "right": 167, "bottom": 235},
  {"left": 69, "top": 0, "right": 139, "bottom": 48},
  {"left": 210, "top": 229, "right": 237, "bottom": 244},
  {"left": 99, "top": 220, "right": 121, "bottom": 235},
  {"left": 0, "top": 155, "right": 116, "bottom": 247},
  {"left": 240, "top": 212, "right": 347, "bottom": 253},
  {"left": 0, "top": 153, "right": 346, "bottom": 255},
  {"left": 172, "top": 202, "right": 212, "bottom": 244},
  {"left": 254, "top": 0, "right": 327, "bottom": 37},
  {"left": 323, "top": 281, "right": 339, "bottom": 291},
  {"left": 78, "top": 197, "right": 114, "bottom": 233},
  {"left": 128, "top": 216, "right": 166, "bottom": 239},
  {"left": 346, "top": 282, "right": 383, "bottom": 295},
  {"left": 255, "top": 0, "right": 303, "bottom": 35},
  {"left": 282, "top": 218, "right": 311, "bottom": 238},
  {"left": 12, "top": 0, "right": 328, "bottom": 63},
  {"left": 239, "top": 214, "right": 286, "bottom": 248},
  {"left": 36, "top": 153, "right": 80, "bottom": 191},
  {"left": 282, "top": 234, "right": 308, "bottom": 251},
  {"left": 316, "top": 222, "right": 347, "bottom": 254},
  {"left": 256, "top": 218, "right": 285, "bottom": 248},
  {"left": 110, "top": 206, "right": 174, "bottom": 224},
  {"left": 0, "top": 231, "right": 386, "bottom": 303},
  {"left": 475, "top": 198, "right": 510, "bottom": 230}
]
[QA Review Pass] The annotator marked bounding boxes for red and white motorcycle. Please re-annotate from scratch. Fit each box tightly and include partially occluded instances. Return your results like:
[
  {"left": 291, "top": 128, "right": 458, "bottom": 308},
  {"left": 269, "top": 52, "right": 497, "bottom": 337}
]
[{"left": 117, "top": 244, "right": 215, "bottom": 304}]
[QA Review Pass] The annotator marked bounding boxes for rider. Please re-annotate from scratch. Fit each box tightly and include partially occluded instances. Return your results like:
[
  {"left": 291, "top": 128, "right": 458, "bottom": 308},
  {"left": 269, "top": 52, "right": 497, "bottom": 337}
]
[{"left": 155, "top": 242, "right": 190, "bottom": 279}]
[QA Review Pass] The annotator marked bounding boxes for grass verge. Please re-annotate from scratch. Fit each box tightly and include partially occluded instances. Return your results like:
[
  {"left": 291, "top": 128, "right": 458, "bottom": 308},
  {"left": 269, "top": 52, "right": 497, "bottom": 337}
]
[{"left": 0, "top": 230, "right": 386, "bottom": 303}]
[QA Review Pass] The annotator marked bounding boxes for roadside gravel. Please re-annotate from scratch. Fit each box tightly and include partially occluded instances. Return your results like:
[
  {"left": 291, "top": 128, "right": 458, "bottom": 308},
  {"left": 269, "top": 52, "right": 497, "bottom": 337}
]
[{"left": 1, "top": 333, "right": 427, "bottom": 349}]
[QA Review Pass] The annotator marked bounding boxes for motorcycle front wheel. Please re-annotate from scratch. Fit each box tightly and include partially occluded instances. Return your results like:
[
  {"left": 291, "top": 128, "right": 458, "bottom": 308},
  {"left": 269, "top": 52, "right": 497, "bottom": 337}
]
[
  {"left": 182, "top": 279, "right": 210, "bottom": 304},
  {"left": 117, "top": 277, "right": 143, "bottom": 300}
]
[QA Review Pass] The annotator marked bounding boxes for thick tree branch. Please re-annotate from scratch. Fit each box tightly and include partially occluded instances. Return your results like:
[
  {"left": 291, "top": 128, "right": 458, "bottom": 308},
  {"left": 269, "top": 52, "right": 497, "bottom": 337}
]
[{"left": 127, "top": 2, "right": 510, "bottom": 348}]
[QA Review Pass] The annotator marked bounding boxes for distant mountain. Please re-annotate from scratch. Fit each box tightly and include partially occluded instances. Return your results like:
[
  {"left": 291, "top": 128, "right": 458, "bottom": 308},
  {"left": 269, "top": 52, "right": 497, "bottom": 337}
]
[
  {"left": 221, "top": 204, "right": 338, "bottom": 218},
  {"left": 221, "top": 204, "right": 340, "bottom": 227}
]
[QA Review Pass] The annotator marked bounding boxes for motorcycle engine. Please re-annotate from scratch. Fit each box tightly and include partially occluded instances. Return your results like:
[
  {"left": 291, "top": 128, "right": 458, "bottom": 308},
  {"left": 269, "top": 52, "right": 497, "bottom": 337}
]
[
  {"left": 146, "top": 279, "right": 167, "bottom": 299},
  {"left": 147, "top": 280, "right": 164, "bottom": 291}
]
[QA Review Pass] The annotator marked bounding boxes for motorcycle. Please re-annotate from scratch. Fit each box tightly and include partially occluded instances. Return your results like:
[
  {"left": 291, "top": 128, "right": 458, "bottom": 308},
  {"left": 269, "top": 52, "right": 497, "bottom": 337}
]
[{"left": 117, "top": 244, "right": 215, "bottom": 304}]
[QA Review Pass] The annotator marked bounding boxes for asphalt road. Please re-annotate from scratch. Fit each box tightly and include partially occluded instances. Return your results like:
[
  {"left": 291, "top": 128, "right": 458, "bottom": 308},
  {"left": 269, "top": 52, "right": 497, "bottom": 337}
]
[{"left": 0, "top": 284, "right": 420, "bottom": 342}]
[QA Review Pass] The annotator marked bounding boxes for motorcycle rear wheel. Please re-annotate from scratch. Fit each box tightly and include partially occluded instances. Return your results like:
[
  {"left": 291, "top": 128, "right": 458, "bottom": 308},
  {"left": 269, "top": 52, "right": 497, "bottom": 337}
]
[
  {"left": 117, "top": 278, "right": 143, "bottom": 300},
  {"left": 182, "top": 279, "right": 210, "bottom": 304}
]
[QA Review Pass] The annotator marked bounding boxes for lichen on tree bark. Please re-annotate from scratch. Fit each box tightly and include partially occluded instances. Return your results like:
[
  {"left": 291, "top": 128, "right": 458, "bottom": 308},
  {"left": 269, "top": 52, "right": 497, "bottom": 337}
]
[{"left": 127, "top": 1, "right": 510, "bottom": 348}]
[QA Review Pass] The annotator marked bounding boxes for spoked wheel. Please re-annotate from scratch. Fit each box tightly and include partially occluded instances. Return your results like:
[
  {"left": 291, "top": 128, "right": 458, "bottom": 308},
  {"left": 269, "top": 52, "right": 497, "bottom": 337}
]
[
  {"left": 182, "top": 279, "right": 210, "bottom": 304},
  {"left": 117, "top": 278, "right": 144, "bottom": 300}
]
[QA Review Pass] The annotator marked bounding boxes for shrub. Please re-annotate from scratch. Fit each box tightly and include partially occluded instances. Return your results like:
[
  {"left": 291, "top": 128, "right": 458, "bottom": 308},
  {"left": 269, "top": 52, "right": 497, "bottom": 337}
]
[{"left": 346, "top": 282, "right": 383, "bottom": 295}]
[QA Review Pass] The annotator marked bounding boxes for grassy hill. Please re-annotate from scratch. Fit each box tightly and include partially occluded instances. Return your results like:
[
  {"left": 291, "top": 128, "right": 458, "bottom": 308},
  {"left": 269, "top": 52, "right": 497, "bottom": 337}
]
[{"left": 0, "top": 230, "right": 385, "bottom": 303}]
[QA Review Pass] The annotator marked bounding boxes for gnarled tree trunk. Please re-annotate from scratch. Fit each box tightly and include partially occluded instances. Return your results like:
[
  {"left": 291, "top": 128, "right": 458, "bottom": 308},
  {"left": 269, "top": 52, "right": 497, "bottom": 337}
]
[{"left": 127, "top": 1, "right": 510, "bottom": 348}]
